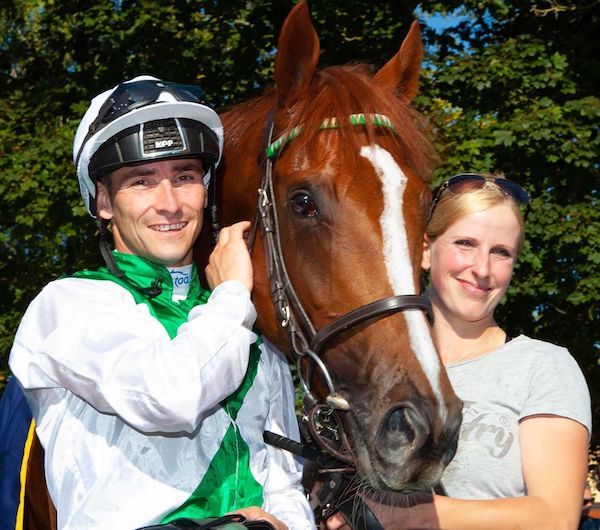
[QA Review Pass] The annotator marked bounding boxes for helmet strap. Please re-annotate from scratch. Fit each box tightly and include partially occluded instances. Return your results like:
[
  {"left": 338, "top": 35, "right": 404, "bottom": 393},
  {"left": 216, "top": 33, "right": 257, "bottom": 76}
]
[
  {"left": 207, "top": 163, "right": 220, "bottom": 245},
  {"left": 96, "top": 217, "right": 163, "bottom": 298},
  {"left": 97, "top": 218, "right": 125, "bottom": 279}
]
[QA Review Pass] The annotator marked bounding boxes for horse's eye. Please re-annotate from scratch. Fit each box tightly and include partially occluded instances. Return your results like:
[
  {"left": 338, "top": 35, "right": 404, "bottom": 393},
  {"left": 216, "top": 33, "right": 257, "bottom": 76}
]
[{"left": 289, "top": 192, "right": 318, "bottom": 218}]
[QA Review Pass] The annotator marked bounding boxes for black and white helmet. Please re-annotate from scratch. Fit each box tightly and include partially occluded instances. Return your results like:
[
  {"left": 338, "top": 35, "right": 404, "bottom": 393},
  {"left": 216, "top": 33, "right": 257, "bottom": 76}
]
[{"left": 73, "top": 75, "right": 223, "bottom": 217}]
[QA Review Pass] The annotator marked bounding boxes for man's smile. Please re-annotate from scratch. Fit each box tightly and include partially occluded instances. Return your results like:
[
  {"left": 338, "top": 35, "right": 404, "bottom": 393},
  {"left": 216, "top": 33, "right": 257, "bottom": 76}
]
[{"left": 148, "top": 222, "right": 188, "bottom": 232}]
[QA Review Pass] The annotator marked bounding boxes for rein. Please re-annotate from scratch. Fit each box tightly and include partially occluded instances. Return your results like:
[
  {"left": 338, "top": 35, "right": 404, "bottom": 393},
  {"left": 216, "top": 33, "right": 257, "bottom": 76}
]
[{"left": 252, "top": 111, "right": 432, "bottom": 458}]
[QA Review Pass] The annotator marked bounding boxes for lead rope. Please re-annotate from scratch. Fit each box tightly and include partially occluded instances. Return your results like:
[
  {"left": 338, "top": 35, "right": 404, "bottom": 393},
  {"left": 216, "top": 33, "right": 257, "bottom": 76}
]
[{"left": 263, "top": 431, "right": 381, "bottom": 530}]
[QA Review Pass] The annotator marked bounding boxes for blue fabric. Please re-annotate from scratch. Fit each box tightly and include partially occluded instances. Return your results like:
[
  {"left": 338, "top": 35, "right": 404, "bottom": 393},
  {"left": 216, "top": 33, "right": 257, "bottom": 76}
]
[
  {"left": 580, "top": 516, "right": 600, "bottom": 530},
  {"left": 0, "top": 376, "right": 34, "bottom": 529}
]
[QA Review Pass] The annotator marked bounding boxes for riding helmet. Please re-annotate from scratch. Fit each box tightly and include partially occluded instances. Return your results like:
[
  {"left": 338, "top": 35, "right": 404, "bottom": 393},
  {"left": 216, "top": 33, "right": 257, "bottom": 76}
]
[{"left": 73, "top": 75, "right": 223, "bottom": 217}]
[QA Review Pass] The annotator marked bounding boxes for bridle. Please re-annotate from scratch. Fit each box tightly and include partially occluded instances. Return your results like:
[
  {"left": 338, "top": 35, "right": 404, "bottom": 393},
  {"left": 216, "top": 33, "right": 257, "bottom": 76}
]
[{"left": 249, "top": 111, "right": 433, "bottom": 464}]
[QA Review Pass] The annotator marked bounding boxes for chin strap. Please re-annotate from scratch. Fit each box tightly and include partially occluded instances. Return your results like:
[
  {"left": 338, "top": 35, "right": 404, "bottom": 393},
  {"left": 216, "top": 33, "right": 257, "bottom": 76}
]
[
  {"left": 96, "top": 217, "right": 163, "bottom": 299},
  {"left": 207, "top": 163, "right": 219, "bottom": 245},
  {"left": 98, "top": 218, "right": 124, "bottom": 278}
]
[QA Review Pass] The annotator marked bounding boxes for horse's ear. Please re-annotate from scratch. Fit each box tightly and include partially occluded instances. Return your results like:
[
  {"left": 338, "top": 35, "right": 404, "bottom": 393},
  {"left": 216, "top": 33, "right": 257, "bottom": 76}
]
[
  {"left": 274, "top": 0, "right": 320, "bottom": 108},
  {"left": 374, "top": 20, "right": 423, "bottom": 101}
]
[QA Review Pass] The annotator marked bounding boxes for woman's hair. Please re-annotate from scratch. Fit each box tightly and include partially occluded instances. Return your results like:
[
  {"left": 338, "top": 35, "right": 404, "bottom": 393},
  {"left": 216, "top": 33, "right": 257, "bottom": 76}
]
[{"left": 426, "top": 176, "right": 526, "bottom": 253}]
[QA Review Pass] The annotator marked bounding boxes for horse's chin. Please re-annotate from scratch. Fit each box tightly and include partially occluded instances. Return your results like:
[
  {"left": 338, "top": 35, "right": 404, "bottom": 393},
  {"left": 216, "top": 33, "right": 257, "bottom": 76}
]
[
  {"left": 356, "top": 453, "right": 444, "bottom": 493},
  {"left": 359, "top": 488, "right": 435, "bottom": 511}
]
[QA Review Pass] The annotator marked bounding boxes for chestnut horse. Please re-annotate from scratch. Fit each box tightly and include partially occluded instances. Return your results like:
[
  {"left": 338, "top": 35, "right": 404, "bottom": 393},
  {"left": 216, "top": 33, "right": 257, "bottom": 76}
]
[{"left": 208, "top": 0, "right": 462, "bottom": 500}]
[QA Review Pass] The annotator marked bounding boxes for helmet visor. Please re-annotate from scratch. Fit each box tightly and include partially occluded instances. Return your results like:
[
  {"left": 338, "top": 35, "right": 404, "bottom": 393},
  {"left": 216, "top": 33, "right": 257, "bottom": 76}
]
[{"left": 87, "top": 80, "right": 207, "bottom": 139}]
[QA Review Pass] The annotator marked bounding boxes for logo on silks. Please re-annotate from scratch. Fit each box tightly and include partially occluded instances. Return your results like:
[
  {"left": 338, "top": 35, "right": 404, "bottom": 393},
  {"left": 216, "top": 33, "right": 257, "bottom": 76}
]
[{"left": 170, "top": 270, "right": 190, "bottom": 287}]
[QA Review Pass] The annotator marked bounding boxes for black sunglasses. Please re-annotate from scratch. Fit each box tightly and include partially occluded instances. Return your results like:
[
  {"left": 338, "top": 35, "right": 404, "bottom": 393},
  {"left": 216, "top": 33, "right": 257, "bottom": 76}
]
[
  {"left": 428, "top": 173, "right": 532, "bottom": 222},
  {"left": 88, "top": 80, "right": 206, "bottom": 138}
]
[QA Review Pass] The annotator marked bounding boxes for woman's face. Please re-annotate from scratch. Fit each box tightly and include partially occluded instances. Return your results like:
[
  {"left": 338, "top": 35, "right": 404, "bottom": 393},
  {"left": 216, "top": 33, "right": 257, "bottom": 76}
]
[{"left": 422, "top": 202, "right": 522, "bottom": 325}]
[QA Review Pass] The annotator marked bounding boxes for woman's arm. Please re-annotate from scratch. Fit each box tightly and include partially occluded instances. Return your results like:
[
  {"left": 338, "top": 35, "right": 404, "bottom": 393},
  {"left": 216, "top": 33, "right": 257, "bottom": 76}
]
[
  {"left": 431, "top": 415, "right": 588, "bottom": 529},
  {"left": 327, "top": 416, "right": 588, "bottom": 530}
]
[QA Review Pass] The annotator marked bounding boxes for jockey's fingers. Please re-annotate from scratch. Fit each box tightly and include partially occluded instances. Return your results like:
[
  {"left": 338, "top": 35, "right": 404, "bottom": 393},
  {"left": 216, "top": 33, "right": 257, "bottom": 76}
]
[
  {"left": 215, "top": 221, "right": 250, "bottom": 248},
  {"left": 227, "top": 506, "right": 288, "bottom": 530},
  {"left": 227, "top": 220, "right": 251, "bottom": 242},
  {"left": 215, "top": 226, "right": 230, "bottom": 246}
]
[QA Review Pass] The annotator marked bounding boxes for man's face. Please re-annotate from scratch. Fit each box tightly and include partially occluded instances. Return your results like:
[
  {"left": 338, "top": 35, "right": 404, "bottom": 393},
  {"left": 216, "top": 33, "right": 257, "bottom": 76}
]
[{"left": 96, "top": 158, "right": 206, "bottom": 267}]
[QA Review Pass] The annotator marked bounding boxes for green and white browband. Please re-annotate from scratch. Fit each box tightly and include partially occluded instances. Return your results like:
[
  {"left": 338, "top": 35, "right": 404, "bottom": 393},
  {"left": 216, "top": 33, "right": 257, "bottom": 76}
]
[{"left": 265, "top": 113, "right": 396, "bottom": 159}]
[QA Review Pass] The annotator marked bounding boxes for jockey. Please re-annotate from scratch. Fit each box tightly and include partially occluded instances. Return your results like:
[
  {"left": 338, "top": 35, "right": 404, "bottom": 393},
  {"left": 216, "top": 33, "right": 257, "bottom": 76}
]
[{"left": 8, "top": 76, "right": 314, "bottom": 530}]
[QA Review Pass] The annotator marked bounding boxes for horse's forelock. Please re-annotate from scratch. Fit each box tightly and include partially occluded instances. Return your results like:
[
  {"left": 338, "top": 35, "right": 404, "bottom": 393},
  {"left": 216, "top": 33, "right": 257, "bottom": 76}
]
[
  {"left": 298, "top": 65, "right": 438, "bottom": 183},
  {"left": 223, "top": 64, "right": 439, "bottom": 183}
]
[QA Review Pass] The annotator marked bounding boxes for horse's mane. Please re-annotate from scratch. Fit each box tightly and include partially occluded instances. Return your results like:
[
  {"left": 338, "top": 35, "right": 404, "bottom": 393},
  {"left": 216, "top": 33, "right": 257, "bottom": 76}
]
[{"left": 223, "top": 63, "right": 439, "bottom": 182}]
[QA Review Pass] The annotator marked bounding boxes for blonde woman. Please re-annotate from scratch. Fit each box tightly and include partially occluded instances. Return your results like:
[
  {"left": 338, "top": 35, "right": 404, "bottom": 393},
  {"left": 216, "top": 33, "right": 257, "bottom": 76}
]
[{"left": 328, "top": 173, "right": 591, "bottom": 529}]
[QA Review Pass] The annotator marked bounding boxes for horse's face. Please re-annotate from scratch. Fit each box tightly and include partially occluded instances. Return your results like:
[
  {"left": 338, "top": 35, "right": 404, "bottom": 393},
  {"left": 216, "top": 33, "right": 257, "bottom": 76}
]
[
  {"left": 271, "top": 126, "right": 460, "bottom": 490},
  {"left": 217, "top": 1, "right": 462, "bottom": 492}
]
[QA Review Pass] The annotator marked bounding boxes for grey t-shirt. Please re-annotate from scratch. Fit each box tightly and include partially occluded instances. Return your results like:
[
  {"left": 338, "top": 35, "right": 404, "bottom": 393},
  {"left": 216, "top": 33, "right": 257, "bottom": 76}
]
[{"left": 441, "top": 334, "right": 591, "bottom": 500}]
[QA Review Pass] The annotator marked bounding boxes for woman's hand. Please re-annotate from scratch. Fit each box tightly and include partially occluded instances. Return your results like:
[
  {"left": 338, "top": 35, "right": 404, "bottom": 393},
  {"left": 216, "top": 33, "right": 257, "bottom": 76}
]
[{"left": 325, "top": 512, "right": 349, "bottom": 529}]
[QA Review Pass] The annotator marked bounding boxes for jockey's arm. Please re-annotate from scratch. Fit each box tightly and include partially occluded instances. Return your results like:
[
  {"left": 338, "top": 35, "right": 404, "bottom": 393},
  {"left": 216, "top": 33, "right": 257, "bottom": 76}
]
[
  {"left": 9, "top": 276, "right": 257, "bottom": 434},
  {"left": 237, "top": 341, "right": 316, "bottom": 530}
]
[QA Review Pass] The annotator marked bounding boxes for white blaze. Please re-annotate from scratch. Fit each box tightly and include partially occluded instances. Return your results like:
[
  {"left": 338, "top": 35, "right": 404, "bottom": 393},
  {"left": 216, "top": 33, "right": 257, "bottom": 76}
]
[{"left": 360, "top": 144, "right": 446, "bottom": 420}]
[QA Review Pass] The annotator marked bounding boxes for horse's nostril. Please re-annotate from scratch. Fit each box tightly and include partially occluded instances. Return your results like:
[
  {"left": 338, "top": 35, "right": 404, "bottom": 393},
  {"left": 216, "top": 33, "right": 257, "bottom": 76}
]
[
  {"left": 385, "top": 407, "right": 416, "bottom": 444},
  {"left": 387, "top": 409, "right": 406, "bottom": 431}
]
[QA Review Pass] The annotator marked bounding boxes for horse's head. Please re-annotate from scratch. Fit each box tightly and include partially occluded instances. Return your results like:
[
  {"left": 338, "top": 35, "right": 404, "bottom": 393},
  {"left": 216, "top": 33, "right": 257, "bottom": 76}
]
[{"left": 215, "top": 1, "right": 462, "bottom": 492}]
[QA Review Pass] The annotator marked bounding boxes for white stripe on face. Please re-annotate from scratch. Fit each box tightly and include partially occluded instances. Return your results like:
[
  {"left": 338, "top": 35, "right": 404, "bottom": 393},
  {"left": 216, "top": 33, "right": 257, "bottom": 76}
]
[{"left": 360, "top": 145, "right": 447, "bottom": 421}]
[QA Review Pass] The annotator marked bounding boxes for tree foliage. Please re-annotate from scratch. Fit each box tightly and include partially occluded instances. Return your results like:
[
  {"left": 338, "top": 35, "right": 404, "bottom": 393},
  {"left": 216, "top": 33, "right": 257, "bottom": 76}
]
[{"left": 0, "top": 0, "right": 597, "bottom": 445}]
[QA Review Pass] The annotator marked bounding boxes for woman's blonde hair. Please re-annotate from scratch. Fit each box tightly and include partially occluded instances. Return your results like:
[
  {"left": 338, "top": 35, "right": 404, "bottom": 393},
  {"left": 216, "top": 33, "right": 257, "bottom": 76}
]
[{"left": 426, "top": 175, "right": 526, "bottom": 253}]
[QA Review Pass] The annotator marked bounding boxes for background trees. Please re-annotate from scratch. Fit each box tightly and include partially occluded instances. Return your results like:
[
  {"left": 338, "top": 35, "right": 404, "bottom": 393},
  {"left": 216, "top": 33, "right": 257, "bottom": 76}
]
[{"left": 0, "top": 0, "right": 597, "bottom": 447}]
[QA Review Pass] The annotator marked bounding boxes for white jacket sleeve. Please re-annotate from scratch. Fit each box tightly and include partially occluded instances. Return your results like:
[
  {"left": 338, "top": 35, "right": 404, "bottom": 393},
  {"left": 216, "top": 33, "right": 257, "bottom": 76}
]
[
  {"left": 260, "top": 342, "right": 316, "bottom": 530},
  {"left": 9, "top": 277, "right": 256, "bottom": 433}
]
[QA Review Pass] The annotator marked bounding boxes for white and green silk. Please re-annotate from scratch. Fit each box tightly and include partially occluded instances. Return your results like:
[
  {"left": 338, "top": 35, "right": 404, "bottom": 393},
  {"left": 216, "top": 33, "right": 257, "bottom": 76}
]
[{"left": 10, "top": 252, "right": 314, "bottom": 530}]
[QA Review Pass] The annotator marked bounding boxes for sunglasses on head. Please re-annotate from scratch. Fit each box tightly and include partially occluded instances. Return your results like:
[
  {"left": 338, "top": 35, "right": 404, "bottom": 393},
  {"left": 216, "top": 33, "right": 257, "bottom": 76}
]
[
  {"left": 428, "top": 173, "right": 532, "bottom": 222},
  {"left": 88, "top": 80, "right": 207, "bottom": 138}
]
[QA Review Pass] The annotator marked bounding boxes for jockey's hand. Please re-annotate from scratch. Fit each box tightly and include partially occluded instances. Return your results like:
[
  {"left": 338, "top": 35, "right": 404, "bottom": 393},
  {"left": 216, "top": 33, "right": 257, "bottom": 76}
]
[
  {"left": 206, "top": 221, "right": 253, "bottom": 292},
  {"left": 228, "top": 506, "right": 288, "bottom": 530}
]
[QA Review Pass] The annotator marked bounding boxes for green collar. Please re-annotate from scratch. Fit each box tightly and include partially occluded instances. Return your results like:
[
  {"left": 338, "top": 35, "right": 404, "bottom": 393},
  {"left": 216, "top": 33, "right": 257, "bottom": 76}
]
[
  {"left": 71, "top": 252, "right": 210, "bottom": 338},
  {"left": 108, "top": 251, "right": 204, "bottom": 302}
]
